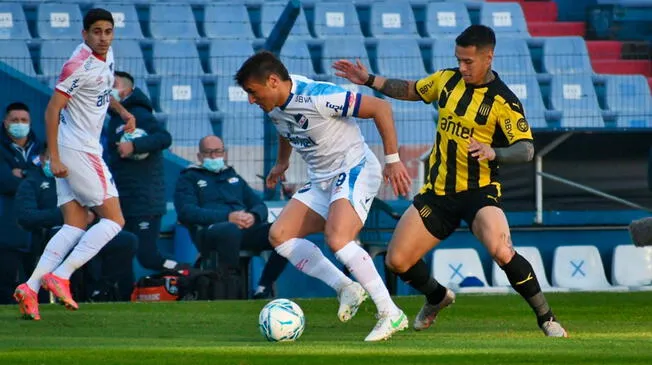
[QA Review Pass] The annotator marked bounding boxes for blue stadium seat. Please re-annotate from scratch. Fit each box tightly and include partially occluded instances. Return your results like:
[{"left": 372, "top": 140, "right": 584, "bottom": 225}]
[
  {"left": 501, "top": 74, "right": 548, "bottom": 129},
  {"left": 479, "top": 2, "right": 530, "bottom": 38},
  {"left": 214, "top": 76, "right": 264, "bottom": 146},
  {"left": 376, "top": 38, "right": 426, "bottom": 79},
  {"left": 313, "top": 2, "right": 363, "bottom": 39},
  {"left": 111, "top": 40, "right": 148, "bottom": 77},
  {"left": 152, "top": 40, "right": 204, "bottom": 76},
  {"left": 149, "top": 4, "right": 199, "bottom": 40},
  {"left": 39, "top": 40, "right": 79, "bottom": 77},
  {"left": 204, "top": 4, "right": 254, "bottom": 39},
  {"left": 261, "top": 3, "right": 311, "bottom": 39},
  {"left": 432, "top": 38, "right": 458, "bottom": 72},
  {"left": 605, "top": 75, "right": 652, "bottom": 128},
  {"left": 209, "top": 39, "right": 254, "bottom": 76},
  {"left": 493, "top": 37, "right": 536, "bottom": 76},
  {"left": 550, "top": 75, "right": 604, "bottom": 129},
  {"left": 321, "top": 75, "right": 376, "bottom": 97},
  {"left": 92, "top": 3, "right": 143, "bottom": 40},
  {"left": 158, "top": 76, "right": 212, "bottom": 114},
  {"left": 321, "top": 37, "right": 370, "bottom": 77},
  {"left": 37, "top": 3, "right": 83, "bottom": 40},
  {"left": 359, "top": 100, "right": 436, "bottom": 146},
  {"left": 0, "top": 40, "right": 35, "bottom": 77},
  {"left": 0, "top": 3, "right": 31, "bottom": 40},
  {"left": 425, "top": 2, "right": 471, "bottom": 38},
  {"left": 369, "top": 1, "right": 418, "bottom": 38},
  {"left": 166, "top": 113, "right": 215, "bottom": 148},
  {"left": 280, "top": 39, "right": 315, "bottom": 76},
  {"left": 543, "top": 37, "right": 594, "bottom": 75}
]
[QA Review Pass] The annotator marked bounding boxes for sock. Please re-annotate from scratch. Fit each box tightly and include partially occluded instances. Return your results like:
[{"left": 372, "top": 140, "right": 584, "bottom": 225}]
[
  {"left": 335, "top": 242, "right": 400, "bottom": 315},
  {"left": 398, "top": 259, "right": 447, "bottom": 305},
  {"left": 500, "top": 252, "right": 554, "bottom": 326},
  {"left": 53, "top": 218, "right": 122, "bottom": 280},
  {"left": 275, "top": 238, "right": 352, "bottom": 292},
  {"left": 26, "top": 225, "right": 86, "bottom": 292},
  {"left": 258, "top": 251, "right": 288, "bottom": 288}
]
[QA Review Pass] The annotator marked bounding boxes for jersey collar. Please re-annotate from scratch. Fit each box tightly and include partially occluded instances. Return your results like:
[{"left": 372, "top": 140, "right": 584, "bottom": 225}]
[{"left": 279, "top": 79, "right": 295, "bottom": 111}]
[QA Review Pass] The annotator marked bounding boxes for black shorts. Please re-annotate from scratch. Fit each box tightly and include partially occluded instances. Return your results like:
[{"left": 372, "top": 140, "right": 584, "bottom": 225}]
[{"left": 412, "top": 185, "right": 502, "bottom": 240}]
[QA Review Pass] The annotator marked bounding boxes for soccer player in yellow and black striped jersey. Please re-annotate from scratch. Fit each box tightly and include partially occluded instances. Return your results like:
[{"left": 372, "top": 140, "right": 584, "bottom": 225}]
[{"left": 333, "top": 25, "right": 567, "bottom": 337}]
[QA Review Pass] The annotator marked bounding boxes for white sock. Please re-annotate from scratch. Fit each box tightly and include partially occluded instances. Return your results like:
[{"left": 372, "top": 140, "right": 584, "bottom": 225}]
[
  {"left": 53, "top": 218, "right": 122, "bottom": 280},
  {"left": 335, "top": 241, "right": 401, "bottom": 316},
  {"left": 275, "top": 238, "right": 352, "bottom": 292},
  {"left": 26, "top": 225, "right": 86, "bottom": 292}
]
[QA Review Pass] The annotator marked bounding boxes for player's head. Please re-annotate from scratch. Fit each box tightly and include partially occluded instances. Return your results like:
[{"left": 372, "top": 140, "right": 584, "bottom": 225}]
[
  {"left": 112, "top": 71, "right": 135, "bottom": 101},
  {"left": 82, "top": 8, "right": 114, "bottom": 57},
  {"left": 4, "top": 102, "right": 31, "bottom": 140},
  {"left": 198, "top": 135, "right": 227, "bottom": 172},
  {"left": 455, "top": 25, "right": 496, "bottom": 85},
  {"left": 235, "top": 51, "right": 291, "bottom": 113}
]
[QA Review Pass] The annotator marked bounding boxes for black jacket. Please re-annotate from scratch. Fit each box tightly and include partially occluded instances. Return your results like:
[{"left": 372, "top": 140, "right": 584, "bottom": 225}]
[{"left": 15, "top": 168, "right": 62, "bottom": 248}]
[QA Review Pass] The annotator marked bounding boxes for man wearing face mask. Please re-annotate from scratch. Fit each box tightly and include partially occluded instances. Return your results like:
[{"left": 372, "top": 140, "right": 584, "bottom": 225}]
[
  {"left": 106, "top": 71, "right": 177, "bottom": 272},
  {"left": 0, "top": 102, "right": 44, "bottom": 304},
  {"left": 174, "top": 135, "right": 288, "bottom": 299}
]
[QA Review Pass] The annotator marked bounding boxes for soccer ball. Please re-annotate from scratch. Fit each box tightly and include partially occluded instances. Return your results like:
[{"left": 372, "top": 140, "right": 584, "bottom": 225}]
[
  {"left": 120, "top": 128, "right": 149, "bottom": 160},
  {"left": 258, "top": 299, "right": 305, "bottom": 342}
]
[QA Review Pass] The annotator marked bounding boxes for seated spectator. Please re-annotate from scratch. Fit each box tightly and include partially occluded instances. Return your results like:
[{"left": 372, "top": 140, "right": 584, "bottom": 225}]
[{"left": 174, "top": 135, "right": 287, "bottom": 299}]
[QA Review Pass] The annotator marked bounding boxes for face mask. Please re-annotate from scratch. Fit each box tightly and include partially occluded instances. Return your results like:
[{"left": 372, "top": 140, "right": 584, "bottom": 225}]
[
  {"left": 203, "top": 157, "right": 225, "bottom": 172},
  {"left": 8, "top": 123, "right": 30, "bottom": 139},
  {"left": 110, "top": 88, "right": 121, "bottom": 102},
  {"left": 43, "top": 160, "right": 54, "bottom": 178}
]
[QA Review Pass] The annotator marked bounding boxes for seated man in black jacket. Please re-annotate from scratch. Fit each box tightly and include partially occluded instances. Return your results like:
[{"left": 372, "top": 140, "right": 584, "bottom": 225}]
[
  {"left": 174, "top": 135, "right": 287, "bottom": 299},
  {"left": 15, "top": 146, "right": 137, "bottom": 310}
]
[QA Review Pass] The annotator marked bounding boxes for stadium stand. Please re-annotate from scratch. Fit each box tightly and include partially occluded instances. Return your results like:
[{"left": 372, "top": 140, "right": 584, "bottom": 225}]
[
  {"left": 313, "top": 1, "right": 363, "bottom": 39},
  {"left": 94, "top": 3, "right": 143, "bottom": 40},
  {"left": 369, "top": 1, "right": 419, "bottom": 38},
  {"left": 480, "top": 2, "right": 530, "bottom": 38},
  {"left": 552, "top": 245, "right": 629, "bottom": 291},
  {"left": 111, "top": 40, "right": 149, "bottom": 78},
  {"left": 492, "top": 246, "right": 570, "bottom": 293},
  {"left": 152, "top": 40, "right": 204, "bottom": 76},
  {"left": 204, "top": 3, "right": 255, "bottom": 40},
  {"left": 432, "top": 248, "right": 510, "bottom": 294},
  {"left": 0, "top": 3, "right": 31, "bottom": 40},
  {"left": 375, "top": 37, "right": 427, "bottom": 79},
  {"left": 0, "top": 40, "right": 35, "bottom": 76},
  {"left": 425, "top": 2, "right": 472, "bottom": 39},
  {"left": 611, "top": 245, "right": 652, "bottom": 290},
  {"left": 149, "top": 4, "right": 200, "bottom": 40},
  {"left": 209, "top": 39, "right": 255, "bottom": 76},
  {"left": 36, "top": 3, "right": 83, "bottom": 40}
]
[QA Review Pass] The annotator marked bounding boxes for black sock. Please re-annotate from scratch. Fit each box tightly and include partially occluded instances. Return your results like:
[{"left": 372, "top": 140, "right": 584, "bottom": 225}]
[
  {"left": 501, "top": 253, "right": 554, "bottom": 325},
  {"left": 397, "top": 259, "right": 447, "bottom": 305}
]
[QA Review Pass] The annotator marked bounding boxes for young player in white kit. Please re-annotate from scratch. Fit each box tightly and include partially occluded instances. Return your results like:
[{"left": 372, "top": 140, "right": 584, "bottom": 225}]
[
  {"left": 14, "top": 9, "right": 135, "bottom": 320},
  {"left": 236, "top": 52, "right": 412, "bottom": 341}
]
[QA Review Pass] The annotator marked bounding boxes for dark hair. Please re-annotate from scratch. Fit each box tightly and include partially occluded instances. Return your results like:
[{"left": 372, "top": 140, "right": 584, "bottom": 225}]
[
  {"left": 83, "top": 8, "right": 114, "bottom": 31},
  {"left": 234, "top": 51, "right": 290, "bottom": 87},
  {"left": 456, "top": 25, "right": 496, "bottom": 50},
  {"left": 114, "top": 70, "right": 134, "bottom": 85},
  {"left": 5, "top": 102, "right": 29, "bottom": 116}
]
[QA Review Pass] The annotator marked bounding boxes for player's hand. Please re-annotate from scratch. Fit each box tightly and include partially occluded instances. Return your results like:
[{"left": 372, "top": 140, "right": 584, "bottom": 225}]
[
  {"left": 266, "top": 162, "right": 289, "bottom": 189},
  {"left": 332, "top": 59, "right": 370, "bottom": 85},
  {"left": 121, "top": 111, "right": 136, "bottom": 133},
  {"left": 468, "top": 137, "right": 496, "bottom": 161},
  {"left": 383, "top": 161, "right": 412, "bottom": 197},
  {"left": 116, "top": 141, "right": 134, "bottom": 159},
  {"left": 50, "top": 159, "right": 68, "bottom": 178}
]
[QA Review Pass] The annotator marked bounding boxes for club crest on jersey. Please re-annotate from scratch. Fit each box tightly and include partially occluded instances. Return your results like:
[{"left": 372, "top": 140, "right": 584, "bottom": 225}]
[{"left": 293, "top": 114, "right": 309, "bottom": 129}]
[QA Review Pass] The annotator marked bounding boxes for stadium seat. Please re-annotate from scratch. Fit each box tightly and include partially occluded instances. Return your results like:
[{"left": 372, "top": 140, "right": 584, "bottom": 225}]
[
  {"left": 93, "top": 3, "right": 143, "bottom": 40},
  {"left": 501, "top": 74, "right": 548, "bottom": 129},
  {"left": 209, "top": 39, "right": 254, "bottom": 76},
  {"left": 313, "top": 2, "right": 363, "bottom": 39},
  {"left": 425, "top": 2, "right": 471, "bottom": 38},
  {"left": 369, "top": 1, "right": 418, "bottom": 38},
  {"left": 493, "top": 37, "right": 536, "bottom": 76},
  {"left": 604, "top": 75, "right": 652, "bottom": 128},
  {"left": 158, "top": 76, "right": 212, "bottom": 115},
  {"left": 204, "top": 3, "right": 254, "bottom": 39},
  {"left": 39, "top": 40, "right": 79, "bottom": 77},
  {"left": 375, "top": 38, "right": 427, "bottom": 79},
  {"left": 149, "top": 4, "right": 199, "bottom": 40},
  {"left": 479, "top": 2, "right": 530, "bottom": 38},
  {"left": 432, "top": 248, "right": 510, "bottom": 293},
  {"left": 0, "top": 40, "right": 35, "bottom": 77},
  {"left": 552, "top": 245, "right": 628, "bottom": 291},
  {"left": 152, "top": 40, "right": 204, "bottom": 76},
  {"left": 321, "top": 37, "right": 371, "bottom": 77},
  {"left": 0, "top": 3, "right": 31, "bottom": 40},
  {"left": 432, "top": 38, "right": 458, "bottom": 73},
  {"left": 37, "top": 3, "right": 83, "bottom": 40},
  {"left": 549, "top": 74, "right": 605, "bottom": 129},
  {"left": 111, "top": 40, "right": 148, "bottom": 77},
  {"left": 543, "top": 37, "right": 594, "bottom": 75},
  {"left": 280, "top": 39, "right": 315, "bottom": 77},
  {"left": 611, "top": 245, "right": 652, "bottom": 290},
  {"left": 260, "top": 3, "right": 311, "bottom": 39},
  {"left": 492, "top": 246, "right": 570, "bottom": 292},
  {"left": 166, "top": 112, "right": 215, "bottom": 149},
  {"left": 213, "top": 76, "right": 265, "bottom": 144},
  {"left": 321, "top": 75, "right": 375, "bottom": 97}
]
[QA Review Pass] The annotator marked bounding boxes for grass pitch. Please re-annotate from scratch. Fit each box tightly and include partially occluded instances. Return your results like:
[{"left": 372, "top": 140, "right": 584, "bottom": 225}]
[{"left": 1, "top": 291, "right": 651, "bottom": 365}]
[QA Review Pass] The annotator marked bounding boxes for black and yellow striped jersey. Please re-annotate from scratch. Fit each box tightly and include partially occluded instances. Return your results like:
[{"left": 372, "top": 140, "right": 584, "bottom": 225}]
[{"left": 415, "top": 68, "right": 533, "bottom": 196}]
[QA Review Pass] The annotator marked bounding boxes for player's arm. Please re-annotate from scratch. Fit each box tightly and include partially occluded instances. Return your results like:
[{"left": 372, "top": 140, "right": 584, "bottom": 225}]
[
  {"left": 266, "top": 135, "right": 292, "bottom": 190},
  {"left": 368, "top": 76, "right": 421, "bottom": 101},
  {"left": 356, "top": 95, "right": 399, "bottom": 157},
  {"left": 494, "top": 141, "right": 534, "bottom": 163},
  {"left": 483, "top": 100, "right": 534, "bottom": 164},
  {"left": 45, "top": 91, "right": 69, "bottom": 177},
  {"left": 109, "top": 97, "right": 136, "bottom": 133}
]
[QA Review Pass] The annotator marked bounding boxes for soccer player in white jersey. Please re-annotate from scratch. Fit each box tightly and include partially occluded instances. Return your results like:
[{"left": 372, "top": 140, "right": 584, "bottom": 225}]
[
  {"left": 13, "top": 8, "right": 135, "bottom": 320},
  {"left": 236, "top": 51, "right": 412, "bottom": 341}
]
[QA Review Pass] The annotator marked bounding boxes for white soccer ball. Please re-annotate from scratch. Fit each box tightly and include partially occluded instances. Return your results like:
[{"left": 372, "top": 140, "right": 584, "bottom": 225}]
[
  {"left": 259, "top": 299, "right": 305, "bottom": 342},
  {"left": 120, "top": 128, "right": 149, "bottom": 160}
]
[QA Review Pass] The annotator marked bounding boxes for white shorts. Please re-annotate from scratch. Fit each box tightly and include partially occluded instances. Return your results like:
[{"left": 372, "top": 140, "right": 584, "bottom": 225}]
[
  {"left": 56, "top": 146, "right": 118, "bottom": 207},
  {"left": 292, "top": 150, "right": 381, "bottom": 224}
]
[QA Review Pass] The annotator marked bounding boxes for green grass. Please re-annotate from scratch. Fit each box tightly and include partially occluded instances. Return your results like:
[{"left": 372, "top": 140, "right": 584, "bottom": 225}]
[{"left": 1, "top": 292, "right": 651, "bottom": 365}]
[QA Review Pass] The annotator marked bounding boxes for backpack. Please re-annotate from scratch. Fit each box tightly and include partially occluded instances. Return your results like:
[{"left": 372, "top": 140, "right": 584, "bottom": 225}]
[{"left": 130, "top": 268, "right": 226, "bottom": 302}]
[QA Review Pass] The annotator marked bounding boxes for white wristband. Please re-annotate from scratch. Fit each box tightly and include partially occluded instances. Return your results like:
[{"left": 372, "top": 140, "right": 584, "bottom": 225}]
[{"left": 384, "top": 153, "right": 400, "bottom": 164}]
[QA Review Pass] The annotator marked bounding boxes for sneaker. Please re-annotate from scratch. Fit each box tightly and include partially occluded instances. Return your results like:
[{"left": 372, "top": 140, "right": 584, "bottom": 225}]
[
  {"left": 13, "top": 284, "right": 40, "bottom": 320},
  {"left": 252, "top": 286, "right": 274, "bottom": 300},
  {"left": 540, "top": 318, "right": 568, "bottom": 337},
  {"left": 364, "top": 311, "right": 408, "bottom": 342},
  {"left": 337, "top": 282, "right": 368, "bottom": 322},
  {"left": 41, "top": 273, "right": 78, "bottom": 311},
  {"left": 413, "top": 288, "right": 456, "bottom": 331}
]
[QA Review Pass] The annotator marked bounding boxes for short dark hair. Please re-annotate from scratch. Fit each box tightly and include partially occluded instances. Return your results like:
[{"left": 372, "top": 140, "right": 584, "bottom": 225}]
[
  {"left": 83, "top": 8, "right": 114, "bottom": 31},
  {"left": 456, "top": 25, "right": 496, "bottom": 50},
  {"left": 5, "top": 102, "right": 29, "bottom": 116},
  {"left": 115, "top": 70, "right": 134, "bottom": 86},
  {"left": 234, "top": 51, "right": 290, "bottom": 87}
]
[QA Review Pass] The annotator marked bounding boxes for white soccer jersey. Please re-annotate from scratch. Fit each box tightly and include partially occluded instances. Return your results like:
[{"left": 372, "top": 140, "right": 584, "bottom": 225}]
[
  {"left": 55, "top": 42, "right": 115, "bottom": 154},
  {"left": 268, "top": 74, "right": 369, "bottom": 182}
]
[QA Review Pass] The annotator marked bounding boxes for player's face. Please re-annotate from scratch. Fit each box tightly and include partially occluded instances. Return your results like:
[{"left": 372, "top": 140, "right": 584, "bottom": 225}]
[
  {"left": 242, "top": 75, "right": 282, "bottom": 113},
  {"left": 83, "top": 20, "right": 114, "bottom": 57},
  {"left": 455, "top": 45, "right": 493, "bottom": 85}
]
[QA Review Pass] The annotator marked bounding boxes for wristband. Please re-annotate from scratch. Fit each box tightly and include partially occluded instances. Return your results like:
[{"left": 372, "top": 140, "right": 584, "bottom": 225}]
[
  {"left": 364, "top": 74, "right": 376, "bottom": 87},
  {"left": 384, "top": 153, "right": 400, "bottom": 164}
]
